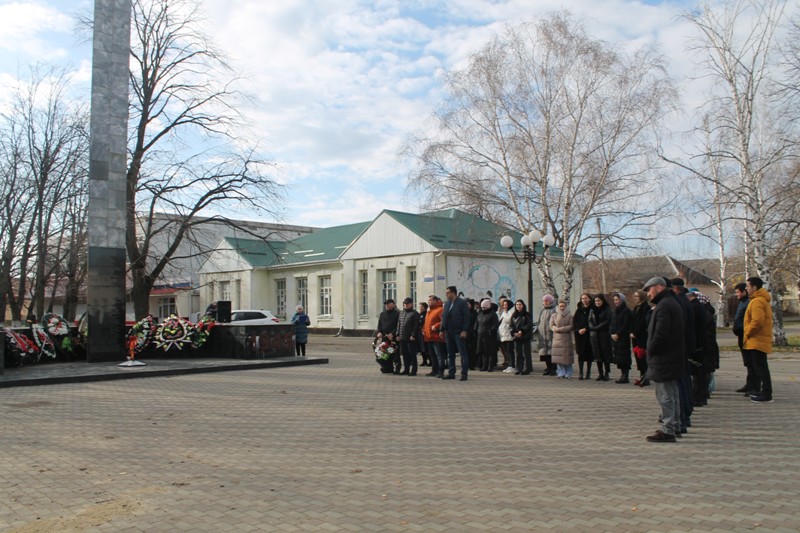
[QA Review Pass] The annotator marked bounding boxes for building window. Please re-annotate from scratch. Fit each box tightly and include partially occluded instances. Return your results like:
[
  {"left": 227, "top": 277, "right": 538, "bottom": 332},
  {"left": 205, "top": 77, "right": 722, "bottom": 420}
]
[
  {"left": 219, "top": 280, "right": 231, "bottom": 302},
  {"left": 275, "top": 279, "right": 287, "bottom": 317},
  {"left": 359, "top": 270, "right": 369, "bottom": 316},
  {"left": 380, "top": 269, "right": 396, "bottom": 305},
  {"left": 157, "top": 297, "right": 177, "bottom": 319},
  {"left": 319, "top": 276, "right": 332, "bottom": 315},
  {"left": 296, "top": 277, "right": 308, "bottom": 311},
  {"left": 408, "top": 267, "right": 417, "bottom": 305}
]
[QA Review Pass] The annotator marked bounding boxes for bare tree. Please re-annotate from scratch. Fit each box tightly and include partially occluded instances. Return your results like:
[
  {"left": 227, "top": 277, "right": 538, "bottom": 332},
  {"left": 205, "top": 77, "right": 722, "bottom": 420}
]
[
  {"left": 405, "top": 12, "right": 677, "bottom": 303},
  {"left": 0, "top": 66, "right": 88, "bottom": 322},
  {"left": 125, "top": 0, "right": 283, "bottom": 318},
  {"left": 684, "top": 0, "right": 799, "bottom": 344},
  {"left": 662, "top": 114, "right": 740, "bottom": 326}
]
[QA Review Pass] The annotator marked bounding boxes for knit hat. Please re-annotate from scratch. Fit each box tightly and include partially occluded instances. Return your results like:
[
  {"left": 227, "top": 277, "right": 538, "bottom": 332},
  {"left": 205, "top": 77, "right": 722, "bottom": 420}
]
[
  {"left": 480, "top": 299, "right": 492, "bottom": 310},
  {"left": 542, "top": 294, "right": 555, "bottom": 305}
]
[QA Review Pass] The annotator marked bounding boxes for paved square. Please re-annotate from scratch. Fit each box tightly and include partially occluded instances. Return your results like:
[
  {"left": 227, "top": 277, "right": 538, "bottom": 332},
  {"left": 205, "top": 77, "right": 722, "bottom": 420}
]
[{"left": 1, "top": 337, "right": 798, "bottom": 532}]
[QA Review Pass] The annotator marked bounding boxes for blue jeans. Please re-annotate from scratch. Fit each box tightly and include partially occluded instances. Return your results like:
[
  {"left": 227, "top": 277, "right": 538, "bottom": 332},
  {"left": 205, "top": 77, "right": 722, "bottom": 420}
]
[
  {"left": 655, "top": 380, "right": 681, "bottom": 436},
  {"left": 445, "top": 331, "right": 469, "bottom": 377},
  {"left": 557, "top": 364, "right": 573, "bottom": 378},
  {"left": 426, "top": 342, "right": 445, "bottom": 375}
]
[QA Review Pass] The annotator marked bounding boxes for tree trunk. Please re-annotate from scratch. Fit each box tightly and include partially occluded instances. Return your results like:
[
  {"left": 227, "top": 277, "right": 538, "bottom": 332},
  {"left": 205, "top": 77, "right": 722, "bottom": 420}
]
[{"left": 131, "top": 266, "right": 154, "bottom": 319}]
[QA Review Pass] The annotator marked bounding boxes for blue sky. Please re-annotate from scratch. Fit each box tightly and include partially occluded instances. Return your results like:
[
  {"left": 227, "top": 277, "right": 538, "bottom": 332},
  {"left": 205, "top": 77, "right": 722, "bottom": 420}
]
[{"left": 0, "top": 0, "right": 785, "bottom": 253}]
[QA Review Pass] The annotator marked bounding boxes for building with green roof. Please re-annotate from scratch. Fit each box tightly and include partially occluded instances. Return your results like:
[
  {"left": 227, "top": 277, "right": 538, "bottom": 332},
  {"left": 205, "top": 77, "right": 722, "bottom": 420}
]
[{"left": 199, "top": 209, "right": 581, "bottom": 333}]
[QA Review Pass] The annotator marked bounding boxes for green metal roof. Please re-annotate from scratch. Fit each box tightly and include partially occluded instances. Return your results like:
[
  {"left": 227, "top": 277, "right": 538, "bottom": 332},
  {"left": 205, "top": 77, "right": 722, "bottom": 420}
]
[
  {"left": 222, "top": 237, "right": 287, "bottom": 268},
  {"left": 382, "top": 209, "right": 515, "bottom": 253},
  {"left": 276, "top": 221, "right": 371, "bottom": 265},
  {"left": 223, "top": 210, "right": 569, "bottom": 268}
]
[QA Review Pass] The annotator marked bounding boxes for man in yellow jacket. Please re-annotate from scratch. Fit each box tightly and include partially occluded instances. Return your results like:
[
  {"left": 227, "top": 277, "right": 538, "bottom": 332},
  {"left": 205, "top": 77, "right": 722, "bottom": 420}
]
[{"left": 743, "top": 277, "right": 773, "bottom": 403}]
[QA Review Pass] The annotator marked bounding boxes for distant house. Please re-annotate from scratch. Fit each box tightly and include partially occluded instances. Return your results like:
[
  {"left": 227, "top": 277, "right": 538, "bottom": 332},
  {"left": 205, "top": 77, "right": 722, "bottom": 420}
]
[
  {"left": 199, "top": 209, "right": 583, "bottom": 334},
  {"left": 140, "top": 214, "right": 316, "bottom": 321},
  {"left": 580, "top": 255, "right": 800, "bottom": 323},
  {"left": 582, "top": 255, "right": 719, "bottom": 301}
]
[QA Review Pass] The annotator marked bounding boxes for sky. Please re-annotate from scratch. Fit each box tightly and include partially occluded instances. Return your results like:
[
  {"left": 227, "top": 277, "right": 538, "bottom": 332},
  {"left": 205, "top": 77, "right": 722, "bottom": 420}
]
[{"left": 0, "top": 0, "right": 795, "bottom": 257}]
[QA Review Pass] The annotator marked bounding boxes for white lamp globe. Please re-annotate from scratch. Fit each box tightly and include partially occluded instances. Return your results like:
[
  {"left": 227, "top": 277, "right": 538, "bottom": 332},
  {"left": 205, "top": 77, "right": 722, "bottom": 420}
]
[
  {"left": 500, "top": 235, "right": 513, "bottom": 248},
  {"left": 543, "top": 234, "right": 556, "bottom": 247},
  {"left": 520, "top": 235, "right": 532, "bottom": 247},
  {"left": 529, "top": 229, "right": 542, "bottom": 243}
]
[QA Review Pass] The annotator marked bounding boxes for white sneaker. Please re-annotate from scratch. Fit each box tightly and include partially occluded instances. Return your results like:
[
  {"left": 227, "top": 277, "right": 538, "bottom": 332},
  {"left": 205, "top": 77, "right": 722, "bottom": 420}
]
[{"left": 504, "top": 367, "right": 516, "bottom": 374}]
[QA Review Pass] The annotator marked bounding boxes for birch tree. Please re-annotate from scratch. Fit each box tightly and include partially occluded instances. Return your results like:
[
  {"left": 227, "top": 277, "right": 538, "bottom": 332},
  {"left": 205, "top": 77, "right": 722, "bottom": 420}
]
[
  {"left": 405, "top": 12, "right": 676, "bottom": 302},
  {"left": 685, "top": 0, "right": 799, "bottom": 344}
]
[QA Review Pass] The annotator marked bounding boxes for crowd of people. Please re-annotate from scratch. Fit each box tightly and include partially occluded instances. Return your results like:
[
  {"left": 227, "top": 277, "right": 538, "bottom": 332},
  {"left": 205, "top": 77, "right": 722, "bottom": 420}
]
[{"left": 374, "top": 276, "right": 775, "bottom": 442}]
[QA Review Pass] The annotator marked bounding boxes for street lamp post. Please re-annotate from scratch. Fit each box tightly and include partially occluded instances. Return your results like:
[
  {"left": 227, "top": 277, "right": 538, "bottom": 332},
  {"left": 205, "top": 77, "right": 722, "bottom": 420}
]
[{"left": 500, "top": 230, "right": 556, "bottom": 311}]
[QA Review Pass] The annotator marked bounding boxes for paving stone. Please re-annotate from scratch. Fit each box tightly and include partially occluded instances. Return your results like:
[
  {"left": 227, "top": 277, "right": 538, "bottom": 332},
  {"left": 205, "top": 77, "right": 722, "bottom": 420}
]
[{"left": 0, "top": 338, "right": 798, "bottom": 531}]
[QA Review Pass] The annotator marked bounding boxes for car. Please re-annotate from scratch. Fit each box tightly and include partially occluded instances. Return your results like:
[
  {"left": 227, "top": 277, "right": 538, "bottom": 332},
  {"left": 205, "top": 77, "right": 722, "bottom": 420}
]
[{"left": 228, "top": 309, "right": 281, "bottom": 325}]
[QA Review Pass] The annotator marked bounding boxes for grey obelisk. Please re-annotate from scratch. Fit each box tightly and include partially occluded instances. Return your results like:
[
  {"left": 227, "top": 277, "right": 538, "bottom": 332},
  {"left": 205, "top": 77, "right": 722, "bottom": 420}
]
[{"left": 87, "top": 0, "right": 131, "bottom": 362}]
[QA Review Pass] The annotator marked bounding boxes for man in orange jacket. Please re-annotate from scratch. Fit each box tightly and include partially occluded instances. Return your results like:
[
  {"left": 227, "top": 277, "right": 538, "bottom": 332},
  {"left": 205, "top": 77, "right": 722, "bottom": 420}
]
[
  {"left": 743, "top": 277, "right": 773, "bottom": 403},
  {"left": 422, "top": 295, "right": 446, "bottom": 377}
]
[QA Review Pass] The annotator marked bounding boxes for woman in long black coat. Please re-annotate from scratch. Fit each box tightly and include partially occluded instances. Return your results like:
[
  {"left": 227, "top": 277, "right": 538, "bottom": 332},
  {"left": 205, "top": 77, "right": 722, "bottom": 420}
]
[
  {"left": 630, "top": 290, "right": 650, "bottom": 386},
  {"left": 588, "top": 294, "right": 613, "bottom": 381},
  {"left": 511, "top": 299, "right": 533, "bottom": 375},
  {"left": 573, "top": 293, "right": 594, "bottom": 380},
  {"left": 610, "top": 293, "right": 633, "bottom": 383}
]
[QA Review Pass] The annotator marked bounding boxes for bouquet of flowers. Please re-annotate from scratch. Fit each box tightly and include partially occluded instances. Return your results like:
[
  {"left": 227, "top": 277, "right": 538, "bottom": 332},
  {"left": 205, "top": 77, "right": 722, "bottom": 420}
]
[
  {"left": 127, "top": 315, "right": 156, "bottom": 358},
  {"left": 374, "top": 338, "right": 397, "bottom": 361},
  {"left": 192, "top": 314, "right": 216, "bottom": 349},
  {"left": 154, "top": 314, "right": 195, "bottom": 352},
  {"left": 31, "top": 324, "right": 56, "bottom": 360}
]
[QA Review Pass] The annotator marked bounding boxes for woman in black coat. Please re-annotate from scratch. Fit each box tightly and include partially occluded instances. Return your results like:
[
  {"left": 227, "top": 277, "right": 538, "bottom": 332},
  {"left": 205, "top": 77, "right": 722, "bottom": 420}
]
[
  {"left": 511, "top": 299, "right": 533, "bottom": 375},
  {"left": 588, "top": 294, "right": 613, "bottom": 381},
  {"left": 610, "top": 292, "right": 633, "bottom": 383},
  {"left": 475, "top": 299, "right": 500, "bottom": 371},
  {"left": 573, "top": 293, "right": 594, "bottom": 380},
  {"left": 629, "top": 290, "right": 650, "bottom": 386}
]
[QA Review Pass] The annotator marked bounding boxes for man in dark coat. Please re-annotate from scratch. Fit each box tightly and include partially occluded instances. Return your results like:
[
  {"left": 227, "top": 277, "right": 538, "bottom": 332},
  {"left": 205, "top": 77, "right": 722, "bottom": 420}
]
[
  {"left": 376, "top": 299, "right": 401, "bottom": 373},
  {"left": 732, "top": 282, "right": 756, "bottom": 394},
  {"left": 644, "top": 277, "right": 685, "bottom": 443},
  {"left": 441, "top": 285, "right": 471, "bottom": 381},
  {"left": 670, "top": 278, "right": 695, "bottom": 433},
  {"left": 396, "top": 297, "right": 421, "bottom": 376}
]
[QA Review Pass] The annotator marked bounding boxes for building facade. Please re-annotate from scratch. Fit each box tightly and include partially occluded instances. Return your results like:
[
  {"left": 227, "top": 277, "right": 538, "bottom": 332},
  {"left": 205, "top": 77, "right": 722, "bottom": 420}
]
[{"left": 199, "top": 209, "right": 583, "bottom": 333}]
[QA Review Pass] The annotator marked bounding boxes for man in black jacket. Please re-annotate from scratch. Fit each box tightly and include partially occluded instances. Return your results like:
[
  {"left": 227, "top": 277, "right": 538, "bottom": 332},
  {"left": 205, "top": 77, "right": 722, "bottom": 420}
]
[
  {"left": 376, "top": 299, "right": 401, "bottom": 373},
  {"left": 670, "top": 278, "right": 695, "bottom": 434},
  {"left": 732, "top": 282, "right": 755, "bottom": 394},
  {"left": 396, "top": 297, "right": 421, "bottom": 376},
  {"left": 644, "top": 277, "right": 685, "bottom": 443}
]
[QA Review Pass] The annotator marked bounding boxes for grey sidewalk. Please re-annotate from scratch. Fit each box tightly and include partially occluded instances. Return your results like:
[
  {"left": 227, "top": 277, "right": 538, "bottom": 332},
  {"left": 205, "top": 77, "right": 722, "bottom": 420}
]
[{"left": 1, "top": 336, "right": 798, "bottom": 532}]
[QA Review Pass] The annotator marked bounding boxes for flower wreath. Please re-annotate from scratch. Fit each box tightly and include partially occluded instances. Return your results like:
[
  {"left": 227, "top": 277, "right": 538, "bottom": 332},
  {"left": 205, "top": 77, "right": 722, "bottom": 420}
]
[
  {"left": 3, "top": 328, "right": 39, "bottom": 356},
  {"left": 374, "top": 338, "right": 398, "bottom": 361},
  {"left": 77, "top": 312, "right": 89, "bottom": 346},
  {"left": 192, "top": 314, "right": 216, "bottom": 349},
  {"left": 127, "top": 315, "right": 156, "bottom": 358},
  {"left": 42, "top": 313, "right": 69, "bottom": 336},
  {"left": 31, "top": 324, "right": 56, "bottom": 359},
  {"left": 154, "top": 314, "right": 195, "bottom": 352}
]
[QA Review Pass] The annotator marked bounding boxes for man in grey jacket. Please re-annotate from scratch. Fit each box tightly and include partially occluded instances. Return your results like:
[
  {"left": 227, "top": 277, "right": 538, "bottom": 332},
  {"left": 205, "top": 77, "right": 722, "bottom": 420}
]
[{"left": 643, "top": 277, "right": 685, "bottom": 442}]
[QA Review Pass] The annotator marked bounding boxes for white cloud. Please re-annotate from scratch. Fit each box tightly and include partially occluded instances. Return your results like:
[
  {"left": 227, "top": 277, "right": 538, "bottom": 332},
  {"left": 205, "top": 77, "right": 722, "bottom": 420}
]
[
  {"left": 2, "top": 0, "right": 797, "bottom": 234},
  {"left": 0, "top": 2, "right": 73, "bottom": 59}
]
